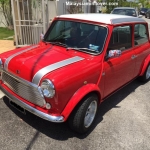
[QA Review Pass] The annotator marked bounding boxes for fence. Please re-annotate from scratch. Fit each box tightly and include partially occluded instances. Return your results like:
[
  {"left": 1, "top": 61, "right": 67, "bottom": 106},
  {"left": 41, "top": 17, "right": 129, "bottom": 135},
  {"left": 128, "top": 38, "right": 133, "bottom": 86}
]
[
  {"left": 11, "top": 0, "right": 49, "bottom": 47},
  {"left": 11, "top": 0, "right": 98, "bottom": 47}
]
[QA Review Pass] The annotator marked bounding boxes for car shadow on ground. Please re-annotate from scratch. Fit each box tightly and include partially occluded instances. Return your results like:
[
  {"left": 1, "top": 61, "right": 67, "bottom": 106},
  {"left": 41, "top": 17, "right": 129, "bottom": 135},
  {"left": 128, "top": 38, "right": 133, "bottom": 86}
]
[{"left": 2, "top": 79, "right": 145, "bottom": 140}]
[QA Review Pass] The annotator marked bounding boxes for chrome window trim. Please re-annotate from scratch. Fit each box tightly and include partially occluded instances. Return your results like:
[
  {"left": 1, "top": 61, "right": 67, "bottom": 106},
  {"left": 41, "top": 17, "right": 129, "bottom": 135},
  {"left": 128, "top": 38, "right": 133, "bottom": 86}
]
[
  {"left": 32, "top": 56, "right": 84, "bottom": 85},
  {"left": 4, "top": 45, "right": 39, "bottom": 71}
]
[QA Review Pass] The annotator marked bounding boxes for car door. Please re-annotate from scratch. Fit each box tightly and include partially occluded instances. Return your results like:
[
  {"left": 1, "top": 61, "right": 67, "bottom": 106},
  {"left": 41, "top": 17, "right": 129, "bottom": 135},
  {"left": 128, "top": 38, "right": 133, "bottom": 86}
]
[{"left": 102, "top": 25, "right": 136, "bottom": 98}]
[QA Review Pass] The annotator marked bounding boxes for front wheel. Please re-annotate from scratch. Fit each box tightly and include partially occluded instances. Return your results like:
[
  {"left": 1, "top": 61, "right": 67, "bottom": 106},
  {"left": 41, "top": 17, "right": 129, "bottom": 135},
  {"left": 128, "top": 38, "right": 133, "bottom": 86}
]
[
  {"left": 68, "top": 94, "right": 98, "bottom": 133},
  {"left": 139, "top": 64, "right": 150, "bottom": 82}
]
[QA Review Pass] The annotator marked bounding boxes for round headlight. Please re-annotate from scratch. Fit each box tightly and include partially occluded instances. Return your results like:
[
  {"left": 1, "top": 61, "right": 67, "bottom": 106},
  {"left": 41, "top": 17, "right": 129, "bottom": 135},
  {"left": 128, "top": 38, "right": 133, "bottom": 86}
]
[{"left": 40, "top": 79, "right": 55, "bottom": 98}]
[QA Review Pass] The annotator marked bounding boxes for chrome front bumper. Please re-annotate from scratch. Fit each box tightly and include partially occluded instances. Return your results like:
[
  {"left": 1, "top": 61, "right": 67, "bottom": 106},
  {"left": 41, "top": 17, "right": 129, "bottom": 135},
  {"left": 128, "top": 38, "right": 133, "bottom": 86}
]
[{"left": 0, "top": 85, "right": 64, "bottom": 123}]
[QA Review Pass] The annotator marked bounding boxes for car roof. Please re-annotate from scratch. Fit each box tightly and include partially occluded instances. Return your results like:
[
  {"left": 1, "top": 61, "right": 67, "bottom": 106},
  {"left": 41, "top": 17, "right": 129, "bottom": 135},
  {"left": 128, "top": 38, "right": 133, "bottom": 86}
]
[
  {"left": 57, "top": 14, "right": 146, "bottom": 25},
  {"left": 113, "top": 7, "right": 135, "bottom": 10}
]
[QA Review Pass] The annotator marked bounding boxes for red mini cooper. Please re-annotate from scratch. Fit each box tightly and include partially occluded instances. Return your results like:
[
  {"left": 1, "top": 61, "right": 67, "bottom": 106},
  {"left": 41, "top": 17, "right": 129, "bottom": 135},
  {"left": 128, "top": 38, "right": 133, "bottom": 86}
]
[{"left": 0, "top": 14, "right": 150, "bottom": 133}]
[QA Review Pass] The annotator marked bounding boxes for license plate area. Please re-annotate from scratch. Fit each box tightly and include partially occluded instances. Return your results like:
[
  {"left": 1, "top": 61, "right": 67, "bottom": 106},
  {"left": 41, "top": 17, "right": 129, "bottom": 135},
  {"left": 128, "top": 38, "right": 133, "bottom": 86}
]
[{"left": 9, "top": 100, "right": 26, "bottom": 114}]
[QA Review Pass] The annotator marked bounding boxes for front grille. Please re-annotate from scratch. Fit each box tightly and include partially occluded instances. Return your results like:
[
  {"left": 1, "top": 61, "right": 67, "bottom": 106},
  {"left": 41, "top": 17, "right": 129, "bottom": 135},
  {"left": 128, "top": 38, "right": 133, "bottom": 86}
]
[{"left": 2, "top": 72, "right": 46, "bottom": 107}]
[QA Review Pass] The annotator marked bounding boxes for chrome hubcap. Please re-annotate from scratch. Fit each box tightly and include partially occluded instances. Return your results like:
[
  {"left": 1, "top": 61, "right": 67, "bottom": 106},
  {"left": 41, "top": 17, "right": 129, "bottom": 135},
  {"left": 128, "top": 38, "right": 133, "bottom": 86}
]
[
  {"left": 84, "top": 100, "right": 97, "bottom": 128},
  {"left": 146, "top": 65, "right": 150, "bottom": 79}
]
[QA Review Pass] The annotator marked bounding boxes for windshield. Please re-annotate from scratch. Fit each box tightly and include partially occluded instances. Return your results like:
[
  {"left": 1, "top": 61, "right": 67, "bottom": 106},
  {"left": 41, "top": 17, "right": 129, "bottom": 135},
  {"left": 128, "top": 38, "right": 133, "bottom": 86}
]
[
  {"left": 112, "top": 9, "right": 136, "bottom": 16},
  {"left": 44, "top": 20, "right": 108, "bottom": 54}
]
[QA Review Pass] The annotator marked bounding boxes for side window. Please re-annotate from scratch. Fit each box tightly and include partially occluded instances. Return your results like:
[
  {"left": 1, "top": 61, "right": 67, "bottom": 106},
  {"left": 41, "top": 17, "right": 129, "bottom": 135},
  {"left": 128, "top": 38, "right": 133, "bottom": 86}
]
[
  {"left": 108, "top": 25, "right": 132, "bottom": 51},
  {"left": 134, "top": 24, "right": 148, "bottom": 45}
]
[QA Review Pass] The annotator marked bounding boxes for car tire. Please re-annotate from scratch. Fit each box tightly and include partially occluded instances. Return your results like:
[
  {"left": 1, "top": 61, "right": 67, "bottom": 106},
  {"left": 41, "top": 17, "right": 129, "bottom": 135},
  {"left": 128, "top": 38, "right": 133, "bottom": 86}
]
[
  {"left": 68, "top": 94, "right": 98, "bottom": 133},
  {"left": 145, "top": 14, "right": 147, "bottom": 18},
  {"left": 139, "top": 64, "right": 150, "bottom": 82}
]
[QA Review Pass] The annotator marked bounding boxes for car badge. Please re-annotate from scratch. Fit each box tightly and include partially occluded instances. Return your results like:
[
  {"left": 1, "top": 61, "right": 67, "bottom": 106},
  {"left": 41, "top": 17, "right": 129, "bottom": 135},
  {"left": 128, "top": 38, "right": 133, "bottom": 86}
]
[{"left": 16, "top": 70, "right": 20, "bottom": 74}]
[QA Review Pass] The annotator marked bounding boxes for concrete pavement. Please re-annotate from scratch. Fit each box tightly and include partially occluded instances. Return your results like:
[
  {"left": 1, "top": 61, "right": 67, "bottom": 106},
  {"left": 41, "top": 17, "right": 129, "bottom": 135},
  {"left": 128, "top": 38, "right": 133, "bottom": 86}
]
[
  {"left": 0, "top": 91, "right": 4, "bottom": 99},
  {"left": 0, "top": 19, "right": 150, "bottom": 150}
]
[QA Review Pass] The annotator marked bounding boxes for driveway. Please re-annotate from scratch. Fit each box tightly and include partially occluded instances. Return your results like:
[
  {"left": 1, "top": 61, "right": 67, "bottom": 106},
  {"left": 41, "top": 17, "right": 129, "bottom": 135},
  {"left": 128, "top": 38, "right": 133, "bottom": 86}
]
[
  {"left": 0, "top": 22, "right": 150, "bottom": 150},
  {"left": 0, "top": 80, "right": 150, "bottom": 150},
  {"left": 0, "top": 40, "right": 15, "bottom": 53}
]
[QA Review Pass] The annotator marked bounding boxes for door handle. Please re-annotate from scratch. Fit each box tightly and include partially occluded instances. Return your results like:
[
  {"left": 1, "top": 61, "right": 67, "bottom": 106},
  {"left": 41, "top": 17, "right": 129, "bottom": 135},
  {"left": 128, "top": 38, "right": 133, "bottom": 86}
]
[{"left": 131, "top": 55, "right": 137, "bottom": 59}]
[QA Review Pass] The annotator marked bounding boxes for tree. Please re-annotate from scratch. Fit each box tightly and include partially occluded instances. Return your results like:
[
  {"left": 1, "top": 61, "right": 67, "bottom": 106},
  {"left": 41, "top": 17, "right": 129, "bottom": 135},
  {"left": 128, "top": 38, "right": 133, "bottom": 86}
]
[
  {"left": 138, "top": 0, "right": 150, "bottom": 8},
  {"left": 105, "top": 0, "right": 118, "bottom": 13},
  {"left": 0, "top": 0, "right": 13, "bottom": 28},
  {"left": 66, "top": 0, "right": 83, "bottom": 14}
]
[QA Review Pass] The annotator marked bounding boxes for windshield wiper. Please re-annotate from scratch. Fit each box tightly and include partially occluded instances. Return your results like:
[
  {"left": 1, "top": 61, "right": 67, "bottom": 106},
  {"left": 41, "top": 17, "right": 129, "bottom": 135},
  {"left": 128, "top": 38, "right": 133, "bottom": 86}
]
[
  {"left": 43, "top": 41, "right": 67, "bottom": 48},
  {"left": 42, "top": 40, "right": 53, "bottom": 44},
  {"left": 52, "top": 42, "right": 68, "bottom": 47},
  {"left": 67, "top": 47, "right": 98, "bottom": 53}
]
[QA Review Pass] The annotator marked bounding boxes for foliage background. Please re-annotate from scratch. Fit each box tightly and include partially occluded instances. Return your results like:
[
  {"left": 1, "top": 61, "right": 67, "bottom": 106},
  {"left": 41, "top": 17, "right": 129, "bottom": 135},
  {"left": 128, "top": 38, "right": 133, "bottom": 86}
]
[{"left": 0, "top": 0, "right": 13, "bottom": 28}]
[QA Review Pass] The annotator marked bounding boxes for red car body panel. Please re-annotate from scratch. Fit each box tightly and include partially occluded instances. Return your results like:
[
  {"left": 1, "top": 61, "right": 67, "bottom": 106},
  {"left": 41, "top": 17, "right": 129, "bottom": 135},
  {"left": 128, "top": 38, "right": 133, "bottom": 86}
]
[
  {"left": 133, "top": 43, "right": 150, "bottom": 76},
  {"left": 139, "top": 54, "right": 150, "bottom": 76},
  {"left": 61, "top": 83, "right": 101, "bottom": 121},
  {"left": 1, "top": 43, "right": 103, "bottom": 115}
]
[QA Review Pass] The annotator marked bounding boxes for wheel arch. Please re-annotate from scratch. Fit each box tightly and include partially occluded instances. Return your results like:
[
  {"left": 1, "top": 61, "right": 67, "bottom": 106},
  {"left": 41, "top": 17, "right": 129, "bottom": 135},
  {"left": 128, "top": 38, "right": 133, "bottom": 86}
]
[
  {"left": 61, "top": 83, "right": 102, "bottom": 121},
  {"left": 139, "top": 54, "right": 150, "bottom": 76}
]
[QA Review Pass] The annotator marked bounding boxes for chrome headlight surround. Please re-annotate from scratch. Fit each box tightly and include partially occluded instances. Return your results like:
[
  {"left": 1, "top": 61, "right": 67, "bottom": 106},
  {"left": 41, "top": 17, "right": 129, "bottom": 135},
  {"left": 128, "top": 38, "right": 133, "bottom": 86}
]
[
  {"left": 0, "top": 58, "right": 3, "bottom": 69},
  {"left": 0, "top": 58, "right": 3, "bottom": 80},
  {"left": 40, "top": 79, "right": 55, "bottom": 98}
]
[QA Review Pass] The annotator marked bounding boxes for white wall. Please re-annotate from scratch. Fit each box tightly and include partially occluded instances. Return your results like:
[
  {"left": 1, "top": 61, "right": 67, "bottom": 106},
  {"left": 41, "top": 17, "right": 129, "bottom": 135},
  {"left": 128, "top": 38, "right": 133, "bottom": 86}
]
[
  {"left": 56, "top": 0, "right": 69, "bottom": 15},
  {"left": 48, "top": 0, "right": 69, "bottom": 22},
  {"left": 48, "top": 1, "right": 57, "bottom": 21}
]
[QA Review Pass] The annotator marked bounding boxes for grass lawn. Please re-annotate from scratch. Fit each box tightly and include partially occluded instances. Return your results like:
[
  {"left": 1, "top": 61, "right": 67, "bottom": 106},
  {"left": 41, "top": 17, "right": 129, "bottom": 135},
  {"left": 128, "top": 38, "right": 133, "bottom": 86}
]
[{"left": 0, "top": 27, "right": 14, "bottom": 40}]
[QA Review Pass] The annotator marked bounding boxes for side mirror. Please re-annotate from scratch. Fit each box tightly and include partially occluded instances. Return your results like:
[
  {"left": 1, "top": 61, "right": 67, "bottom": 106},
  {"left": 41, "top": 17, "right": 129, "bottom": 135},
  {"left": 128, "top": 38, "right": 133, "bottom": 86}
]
[
  {"left": 40, "top": 33, "right": 44, "bottom": 40},
  {"left": 138, "top": 15, "right": 143, "bottom": 18},
  {"left": 107, "top": 50, "right": 122, "bottom": 59}
]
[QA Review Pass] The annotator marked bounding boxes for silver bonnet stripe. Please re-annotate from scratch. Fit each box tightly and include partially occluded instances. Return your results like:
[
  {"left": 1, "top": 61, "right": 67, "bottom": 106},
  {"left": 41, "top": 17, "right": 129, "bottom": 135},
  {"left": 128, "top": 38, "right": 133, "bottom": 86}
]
[
  {"left": 4, "top": 45, "right": 39, "bottom": 71},
  {"left": 32, "top": 56, "right": 84, "bottom": 85}
]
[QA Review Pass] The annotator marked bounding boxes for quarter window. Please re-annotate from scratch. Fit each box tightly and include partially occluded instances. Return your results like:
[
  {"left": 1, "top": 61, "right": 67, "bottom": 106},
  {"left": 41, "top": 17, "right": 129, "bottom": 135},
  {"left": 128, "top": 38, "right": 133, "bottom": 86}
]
[
  {"left": 108, "top": 25, "right": 132, "bottom": 51},
  {"left": 134, "top": 24, "right": 148, "bottom": 45}
]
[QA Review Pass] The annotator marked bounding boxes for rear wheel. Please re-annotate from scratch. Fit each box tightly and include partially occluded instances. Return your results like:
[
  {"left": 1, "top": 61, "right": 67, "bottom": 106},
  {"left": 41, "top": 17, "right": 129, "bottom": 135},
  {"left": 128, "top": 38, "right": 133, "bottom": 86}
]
[
  {"left": 139, "top": 64, "right": 150, "bottom": 82},
  {"left": 68, "top": 94, "right": 98, "bottom": 133}
]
